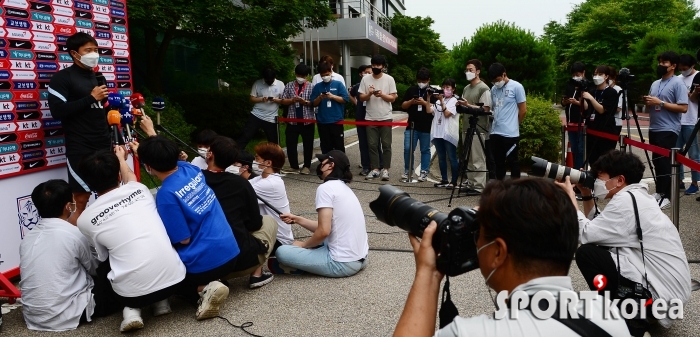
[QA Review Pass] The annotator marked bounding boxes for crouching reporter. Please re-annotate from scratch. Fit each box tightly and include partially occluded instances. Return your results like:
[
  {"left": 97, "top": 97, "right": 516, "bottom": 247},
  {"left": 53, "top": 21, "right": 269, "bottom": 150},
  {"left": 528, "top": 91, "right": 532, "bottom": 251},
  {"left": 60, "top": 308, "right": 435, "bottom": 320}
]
[{"left": 393, "top": 178, "right": 629, "bottom": 337}]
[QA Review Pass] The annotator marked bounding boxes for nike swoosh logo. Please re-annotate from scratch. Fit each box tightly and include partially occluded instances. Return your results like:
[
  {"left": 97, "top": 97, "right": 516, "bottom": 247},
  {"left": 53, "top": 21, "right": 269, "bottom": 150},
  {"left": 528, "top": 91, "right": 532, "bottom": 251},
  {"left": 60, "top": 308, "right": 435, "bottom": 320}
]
[
  {"left": 101, "top": 50, "right": 107, "bottom": 53},
  {"left": 0, "top": 135, "right": 9, "bottom": 141},
  {"left": 29, "top": 162, "right": 38, "bottom": 167},
  {"left": 120, "top": 83, "right": 126, "bottom": 87},
  {"left": 16, "top": 42, "right": 25, "bottom": 47},
  {"left": 49, "top": 130, "right": 57, "bottom": 135},
  {"left": 37, "top": 5, "right": 44, "bottom": 9},
  {"left": 79, "top": 13, "right": 86, "bottom": 16},
  {"left": 23, "top": 114, "right": 32, "bottom": 118}
]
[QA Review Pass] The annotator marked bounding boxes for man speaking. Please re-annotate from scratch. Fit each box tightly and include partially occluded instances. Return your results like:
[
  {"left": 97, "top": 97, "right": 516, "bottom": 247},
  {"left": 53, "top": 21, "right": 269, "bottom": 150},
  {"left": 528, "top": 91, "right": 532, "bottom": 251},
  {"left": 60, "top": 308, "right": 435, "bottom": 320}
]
[{"left": 48, "top": 32, "right": 110, "bottom": 225}]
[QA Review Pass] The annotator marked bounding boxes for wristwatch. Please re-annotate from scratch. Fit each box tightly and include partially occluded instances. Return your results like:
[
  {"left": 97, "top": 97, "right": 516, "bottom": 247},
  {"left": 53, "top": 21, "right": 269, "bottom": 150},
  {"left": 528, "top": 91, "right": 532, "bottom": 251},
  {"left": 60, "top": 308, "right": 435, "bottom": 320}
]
[{"left": 660, "top": 101, "right": 665, "bottom": 108}]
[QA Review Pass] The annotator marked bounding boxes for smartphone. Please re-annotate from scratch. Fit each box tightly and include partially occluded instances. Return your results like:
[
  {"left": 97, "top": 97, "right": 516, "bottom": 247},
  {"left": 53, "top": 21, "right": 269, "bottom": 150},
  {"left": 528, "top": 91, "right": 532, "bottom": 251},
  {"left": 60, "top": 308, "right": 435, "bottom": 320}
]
[
  {"left": 322, "top": 92, "right": 330, "bottom": 95},
  {"left": 267, "top": 97, "right": 274, "bottom": 101},
  {"left": 412, "top": 95, "right": 419, "bottom": 100}
]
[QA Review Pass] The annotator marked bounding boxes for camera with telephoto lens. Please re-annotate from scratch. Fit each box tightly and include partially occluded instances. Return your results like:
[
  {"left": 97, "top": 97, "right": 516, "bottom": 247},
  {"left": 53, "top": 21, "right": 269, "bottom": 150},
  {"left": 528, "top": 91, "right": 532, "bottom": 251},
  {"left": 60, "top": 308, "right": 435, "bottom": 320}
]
[
  {"left": 369, "top": 185, "right": 480, "bottom": 277},
  {"left": 529, "top": 156, "right": 595, "bottom": 189},
  {"left": 427, "top": 87, "right": 444, "bottom": 96},
  {"left": 571, "top": 77, "right": 592, "bottom": 92},
  {"left": 456, "top": 102, "right": 492, "bottom": 116}
]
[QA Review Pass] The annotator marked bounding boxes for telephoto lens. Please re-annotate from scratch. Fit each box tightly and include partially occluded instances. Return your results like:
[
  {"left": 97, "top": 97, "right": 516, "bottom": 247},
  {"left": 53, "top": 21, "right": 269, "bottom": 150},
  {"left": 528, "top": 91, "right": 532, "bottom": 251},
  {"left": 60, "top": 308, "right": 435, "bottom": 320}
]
[{"left": 529, "top": 156, "right": 595, "bottom": 189}]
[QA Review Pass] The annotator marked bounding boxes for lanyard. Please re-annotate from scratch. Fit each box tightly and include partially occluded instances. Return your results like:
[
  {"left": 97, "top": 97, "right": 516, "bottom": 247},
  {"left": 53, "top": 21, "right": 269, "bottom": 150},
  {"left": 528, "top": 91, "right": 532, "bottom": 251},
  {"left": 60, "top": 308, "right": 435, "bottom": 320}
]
[
  {"left": 295, "top": 82, "right": 307, "bottom": 97},
  {"left": 594, "top": 86, "right": 608, "bottom": 102},
  {"left": 657, "top": 78, "right": 671, "bottom": 97}
]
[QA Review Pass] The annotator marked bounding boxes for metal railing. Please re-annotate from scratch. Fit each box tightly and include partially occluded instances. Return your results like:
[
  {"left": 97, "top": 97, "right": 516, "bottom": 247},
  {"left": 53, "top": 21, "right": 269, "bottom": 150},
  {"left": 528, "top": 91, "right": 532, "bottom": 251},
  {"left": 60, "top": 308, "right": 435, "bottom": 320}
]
[{"left": 330, "top": 0, "right": 391, "bottom": 32}]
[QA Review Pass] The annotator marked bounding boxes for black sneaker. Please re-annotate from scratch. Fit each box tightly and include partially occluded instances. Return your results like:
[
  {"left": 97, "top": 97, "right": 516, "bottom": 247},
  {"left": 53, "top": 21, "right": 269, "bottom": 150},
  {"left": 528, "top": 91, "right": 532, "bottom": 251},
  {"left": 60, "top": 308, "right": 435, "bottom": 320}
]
[
  {"left": 359, "top": 169, "right": 370, "bottom": 176},
  {"left": 462, "top": 188, "right": 481, "bottom": 196},
  {"left": 434, "top": 180, "right": 449, "bottom": 188},
  {"left": 249, "top": 271, "right": 274, "bottom": 289}
]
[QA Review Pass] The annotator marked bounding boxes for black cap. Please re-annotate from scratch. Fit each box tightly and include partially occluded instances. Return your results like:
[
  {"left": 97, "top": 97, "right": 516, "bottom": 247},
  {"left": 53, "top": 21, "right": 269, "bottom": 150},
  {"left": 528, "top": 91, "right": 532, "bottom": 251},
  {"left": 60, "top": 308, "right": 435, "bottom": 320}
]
[{"left": 316, "top": 150, "right": 350, "bottom": 171}]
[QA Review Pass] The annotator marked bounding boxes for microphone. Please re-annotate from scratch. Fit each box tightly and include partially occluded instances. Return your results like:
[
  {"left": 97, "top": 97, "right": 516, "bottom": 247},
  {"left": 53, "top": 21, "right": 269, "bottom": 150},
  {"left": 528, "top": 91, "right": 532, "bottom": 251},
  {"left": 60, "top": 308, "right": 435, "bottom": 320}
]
[
  {"left": 152, "top": 97, "right": 165, "bottom": 111},
  {"left": 120, "top": 104, "right": 134, "bottom": 143},
  {"left": 130, "top": 93, "right": 145, "bottom": 108},
  {"left": 107, "top": 110, "right": 124, "bottom": 145},
  {"left": 96, "top": 72, "right": 106, "bottom": 87},
  {"left": 107, "top": 92, "right": 123, "bottom": 110}
]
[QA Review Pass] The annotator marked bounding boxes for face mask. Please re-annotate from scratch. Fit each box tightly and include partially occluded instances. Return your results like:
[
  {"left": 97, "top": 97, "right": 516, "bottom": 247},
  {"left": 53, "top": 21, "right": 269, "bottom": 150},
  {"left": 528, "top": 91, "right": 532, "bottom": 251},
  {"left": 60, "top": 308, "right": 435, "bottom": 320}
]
[
  {"left": 372, "top": 67, "right": 382, "bottom": 75},
  {"left": 466, "top": 71, "right": 476, "bottom": 81},
  {"left": 593, "top": 178, "right": 614, "bottom": 198},
  {"left": 197, "top": 147, "right": 208, "bottom": 158},
  {"left": 682, "top": 69, "right": 693, "bottom": 77},
  {"left": 226, "top": 165, "right": 241, "bottom": 175},
  {"left": 252, "top": 162, "right": 264, "bottom": 175},
  {"left": 592, "top": 75, "right": 605, "bottom": 86},
  {"left": 608, "top": 80, "right": 614, "bottom": 86},
  {"left": 361, "top": 73, "right": 369, "bottom": 78},
  {"left": 493, "top": 80, "right": 505, "bottom": 89},
  {"left": 322, "top": 75, "right": 331, "bottom": 83},
  {"left": 443, "top": 88, "right": 453, "bottom": 97},
  {"left": 572, "top": 76, "right": 583, "bottom": 81},
  {"left": 77, "top": 52, "right": 99, "bottom": 68},
  {"left": 417, "top": 82, "right": 428, "bottom": 89},
  {"left": 477, "top": 240, "right": 498, "bottom": 305},
  {"left": 657, "top": 65, "right": 669, "bottom": 78},
  {"left": 296, "top": 77, "right": 306, "bottom": 84}
]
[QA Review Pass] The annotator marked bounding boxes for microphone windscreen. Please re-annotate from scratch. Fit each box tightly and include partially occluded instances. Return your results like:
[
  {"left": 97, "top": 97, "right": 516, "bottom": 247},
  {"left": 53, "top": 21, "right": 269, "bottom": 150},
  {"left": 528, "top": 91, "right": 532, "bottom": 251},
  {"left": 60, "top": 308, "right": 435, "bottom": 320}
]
[
  {"left": 107, "top": 92, "right": 123, "bottom": 109},
  {"left": 152, "top": 97, "right": 165, "bottom": 111},
  {"left": 107, "top": 110, "right": 122, "bottom": 126},
  {"left": 130, "top": 93, "right": 145, "bottom": 108},
  {"left": 119, "top": 105, "right": 133, "bottom": 124}
]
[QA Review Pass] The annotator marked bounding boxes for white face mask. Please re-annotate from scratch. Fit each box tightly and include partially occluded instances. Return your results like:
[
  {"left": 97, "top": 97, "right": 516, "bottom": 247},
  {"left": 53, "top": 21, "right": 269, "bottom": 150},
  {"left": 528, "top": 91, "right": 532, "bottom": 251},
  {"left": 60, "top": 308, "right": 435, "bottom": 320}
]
[
  {"left": 466, "top": 71, "right": 476, "bottom": 81},
  {"left": 593, "top": 178, "right": 615, "bottom": 198},
  {"left": 226, "top": 165, "right": 241, "bottom": 175},
  {"left": 417, "top": 82, "right": 428, "bottom": 89},
  {"left": 252, "top": 161, "right": 264, "bottom": 175},
  {"left": 78, "top": 52, "right": 99, "bottom": 68},
  {"left": 608, "top": 79, "right": 614, "bottom": 86},
  {"left": 682, "top": 69, "right": 694, "bottom": 77},
  {"left": 197, "top": 148, "right": 208, "bottom": 158},
  {"left": 592, "top": 75, "right": 606, "bottom": 86},
  {"left": 296, "top": 77, "right": 307, "bottom": 84},
  {"left": 572, "top": 76, "right": 583, "bottom": 81},
  {"left": 477, "top": 240, "right": 498, "bottom": 305},
  {"left": 493, "top": 80, "right": 505, "bottom": 89},
  {"left": 361, "top": 73, "right": 369, "bottom": 78},
  {"left": 322, "top": 75, "right": 332, "bottom": 83}
]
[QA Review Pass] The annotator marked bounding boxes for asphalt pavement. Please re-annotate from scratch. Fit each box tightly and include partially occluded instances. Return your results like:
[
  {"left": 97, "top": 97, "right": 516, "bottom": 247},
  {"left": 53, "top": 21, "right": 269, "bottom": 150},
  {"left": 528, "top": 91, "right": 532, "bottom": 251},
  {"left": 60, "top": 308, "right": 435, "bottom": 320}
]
[{"left": 2, "top": 112, "right": 700, "bottom": 336}]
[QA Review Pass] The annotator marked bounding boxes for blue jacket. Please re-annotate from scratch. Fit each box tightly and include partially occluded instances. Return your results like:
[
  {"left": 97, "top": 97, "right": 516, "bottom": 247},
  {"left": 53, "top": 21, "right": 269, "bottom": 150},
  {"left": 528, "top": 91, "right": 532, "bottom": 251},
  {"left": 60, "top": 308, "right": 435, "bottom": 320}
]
[{"left": 311, "top": 80, "right": 349, "bottom": 124}]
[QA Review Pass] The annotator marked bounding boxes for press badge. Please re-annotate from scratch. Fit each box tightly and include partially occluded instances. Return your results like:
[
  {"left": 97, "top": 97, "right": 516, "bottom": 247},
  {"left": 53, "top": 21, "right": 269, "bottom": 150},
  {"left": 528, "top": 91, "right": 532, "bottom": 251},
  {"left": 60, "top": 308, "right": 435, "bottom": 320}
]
[
  {"left": 655, "top": 105, "right": 661, "bottom": 112},
  {"left": 295, "top": 102, "right": 300, "bottom": 108},
  {"left": 327, "top": 100, "right": 332, "bottom": 108},
  {"left": 417, "top": 105, "right": 422, "bottom": 111},
  {"left": 363, "top": 101, "right": 367, "bottom": 106}
]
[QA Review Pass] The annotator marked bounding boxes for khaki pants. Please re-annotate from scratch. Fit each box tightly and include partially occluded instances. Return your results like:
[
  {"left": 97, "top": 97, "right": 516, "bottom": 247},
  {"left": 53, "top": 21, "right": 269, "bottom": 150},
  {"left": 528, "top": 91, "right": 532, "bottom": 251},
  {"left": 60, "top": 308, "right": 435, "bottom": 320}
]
[
  {"left": 223, "top": 215, "right": 277, "bottom": 279},
  {"left": 466, "top": 133, "right": 487, "bottom": 190}
]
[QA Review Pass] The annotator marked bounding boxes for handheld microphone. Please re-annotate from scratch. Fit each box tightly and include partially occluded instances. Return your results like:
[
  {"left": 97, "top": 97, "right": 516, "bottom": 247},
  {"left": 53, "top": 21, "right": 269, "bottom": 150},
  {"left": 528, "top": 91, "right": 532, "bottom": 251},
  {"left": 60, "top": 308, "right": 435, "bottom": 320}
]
[
  {"left": 152, "top": 97, "right": 165, "bottom": 111},
  {"left": 131, "top": 93, "right": 145, "bottom": 108},
  {"left": 96, "top": 72, "right": 106, "bottom": 87},
  {"left": 107, "top": 110, "right": 124, "bottom": 145},
  {"left": 107, "top": 92, "right": 123, "bottom": 110}
]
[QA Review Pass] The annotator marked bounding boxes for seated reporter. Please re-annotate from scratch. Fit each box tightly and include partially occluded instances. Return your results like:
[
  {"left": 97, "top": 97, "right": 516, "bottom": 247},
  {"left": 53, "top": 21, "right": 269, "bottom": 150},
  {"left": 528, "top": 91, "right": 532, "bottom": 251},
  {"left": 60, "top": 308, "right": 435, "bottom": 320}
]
[
  {"left": 557, "top": 150, "right": 691, "bottom": 336},
  {"left": 203, "top": 136, "right": 277, "bottom": 288},
  {"left": 394, "top": 178, "right": 629, "bottom": 337},
  {"left": 278, "top": 150, "right": 369, "bottom": 277},
  {"left": 77, "top": 147, "right": 187, "bottom": 332},
  {"left": 227, "top": 150, "right": 258, "bottom": 180}
]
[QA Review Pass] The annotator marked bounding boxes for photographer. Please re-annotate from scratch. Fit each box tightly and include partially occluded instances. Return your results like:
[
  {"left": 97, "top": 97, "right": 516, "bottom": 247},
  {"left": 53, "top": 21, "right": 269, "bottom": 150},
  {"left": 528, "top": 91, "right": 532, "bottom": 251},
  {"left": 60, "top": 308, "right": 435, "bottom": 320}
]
[
  {"left": 582, "top": 65, "right": 619, "bottom": 166},
  {"left": 394, "top": 178, "right": 629, "bottom": 337},
  {"left": 557, "top": 150, "right": 691, "bottom": 337},
  {"left": 562, "top": 62, "right": 586, "bottom": 169},
  {"left": 400, "top": 67, "right": 433, "bottom": 182},
  {"left": 460, "top": 59, "right": 492, "bottom": 192}
]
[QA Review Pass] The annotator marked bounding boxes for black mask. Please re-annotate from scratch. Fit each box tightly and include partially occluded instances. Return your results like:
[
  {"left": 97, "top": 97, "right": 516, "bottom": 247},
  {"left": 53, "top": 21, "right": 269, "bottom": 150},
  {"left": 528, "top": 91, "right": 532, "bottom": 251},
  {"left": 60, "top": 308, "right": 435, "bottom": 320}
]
[
  {"left": 657, "top": 65, "right": 669, "bottom": 78},
  {"left": 372, "top": 67, "right": 383, "bottom": 75}
]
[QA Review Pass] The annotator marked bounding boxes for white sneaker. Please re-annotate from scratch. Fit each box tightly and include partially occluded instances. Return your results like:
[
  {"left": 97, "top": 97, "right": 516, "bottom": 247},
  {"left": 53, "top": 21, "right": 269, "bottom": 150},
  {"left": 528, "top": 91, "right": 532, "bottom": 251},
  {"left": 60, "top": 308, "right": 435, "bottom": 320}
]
[
  {"left": 196, "top": 281, "right": 229, "bottom": 321},
  {"left": 658, "top": 197, "right": 671, "bottom": 210},
  {"left": 365, "top": 169, "right": 381, "bottom": 180},
  {"left": 418, "top": 170, "right": 428, "bottom": 182},
  {"left": 120, "top": 307, "right": 144, "bottom": 332},
  {"left": 381, "top": 169, "right": 390, "bottom": 181},
  {"left": 152, "top": 299, "right": 172, "bottom": 317},
  {"left": 652, "top": 193, "right": 661, "bottom": 201},
  {"left": 401, "top": 171, "right": 409, "bottom": 180}
]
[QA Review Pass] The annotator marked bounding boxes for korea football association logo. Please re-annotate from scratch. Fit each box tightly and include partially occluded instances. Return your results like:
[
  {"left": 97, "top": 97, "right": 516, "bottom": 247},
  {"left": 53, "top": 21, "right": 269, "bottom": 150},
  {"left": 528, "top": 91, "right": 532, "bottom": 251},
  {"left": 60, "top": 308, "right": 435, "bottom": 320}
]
[{"left": 17, "top": 195, "right": 40, "bottom": 238}]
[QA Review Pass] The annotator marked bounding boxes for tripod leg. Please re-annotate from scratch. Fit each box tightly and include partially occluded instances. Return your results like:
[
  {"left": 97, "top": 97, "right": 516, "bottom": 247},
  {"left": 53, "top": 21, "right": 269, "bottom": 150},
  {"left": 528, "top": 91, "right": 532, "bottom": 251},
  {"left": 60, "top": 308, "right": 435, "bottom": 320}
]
[{"left": 630, "top": 107, "right": 657, "bottom": 184}]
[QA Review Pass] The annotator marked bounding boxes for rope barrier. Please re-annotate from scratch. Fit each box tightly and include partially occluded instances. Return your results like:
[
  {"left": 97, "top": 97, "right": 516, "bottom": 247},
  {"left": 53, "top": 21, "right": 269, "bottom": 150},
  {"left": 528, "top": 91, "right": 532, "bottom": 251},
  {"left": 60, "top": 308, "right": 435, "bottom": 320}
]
[{"left": 277, "top": 117, "right": 408, "bottom": 127}]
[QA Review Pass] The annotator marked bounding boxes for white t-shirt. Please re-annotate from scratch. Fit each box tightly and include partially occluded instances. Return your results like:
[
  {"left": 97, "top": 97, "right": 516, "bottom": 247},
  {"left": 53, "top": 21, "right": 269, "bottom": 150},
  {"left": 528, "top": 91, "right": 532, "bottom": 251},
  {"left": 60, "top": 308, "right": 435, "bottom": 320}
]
[
  {"left": 77, "top": 181, "right": 186, "bottom": 297},
  {"left": 311, "top": 71, "right": 345, "bottom": 86},
  {"left": 250, "top": 174, "right": 294, "bottom": 244},
  {"left": 250, "top": 79, "right": 285, "bottom": 123},
  {"left": 430, "top": 97, "right": 460, "bottom": 147},
  {"left": 316, "top": 180, "right": 369, "bottom": 262},
  {"left": 679, "top": 72, "right": 699, "bottom": 125},
  {"left": 612, "top": 85, "right": 623, "bottom": 127},
  {"left": 358, "top": 73, "right": 397, "bottom": 121},
  {"left": 191, "top": 156, "right": 207, "bottom": 170}
]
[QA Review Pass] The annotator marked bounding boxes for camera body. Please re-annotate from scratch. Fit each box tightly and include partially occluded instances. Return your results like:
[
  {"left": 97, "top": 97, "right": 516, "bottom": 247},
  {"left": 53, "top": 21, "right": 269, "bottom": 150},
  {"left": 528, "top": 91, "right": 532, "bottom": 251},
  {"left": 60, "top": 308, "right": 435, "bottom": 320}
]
[
  {"left": 370, "top": 185, "right": 480, "bottom": 276},
  {"left": 571, "top": 77, "right": 592, "bottom": 92},
  {"left": 428, "top": 87, "right": 444, "bottom": 96},
  {"left": 618, "top": 68, "right": 635, "bottom": 90}
]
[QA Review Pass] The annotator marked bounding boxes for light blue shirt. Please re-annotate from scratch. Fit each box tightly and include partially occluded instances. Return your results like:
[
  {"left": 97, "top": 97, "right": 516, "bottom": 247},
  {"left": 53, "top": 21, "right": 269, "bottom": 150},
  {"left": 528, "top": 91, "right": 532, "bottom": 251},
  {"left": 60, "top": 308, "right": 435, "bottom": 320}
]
[
  {"left": 647, "top": 76, "right": 688, "bottom": 134},
  {"left": 490, "top": 79, "right": 526, "bottom": 138}
]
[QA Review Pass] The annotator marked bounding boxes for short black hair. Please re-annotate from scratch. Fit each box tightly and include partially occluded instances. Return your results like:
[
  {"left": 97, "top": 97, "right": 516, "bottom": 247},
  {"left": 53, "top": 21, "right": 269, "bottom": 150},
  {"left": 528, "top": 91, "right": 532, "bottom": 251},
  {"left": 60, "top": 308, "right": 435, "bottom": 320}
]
[
  {"left": 590, "top": 150, "right": 645, "bottom": 184},
  {"left": 658, "top": 51, "right": 680, "bottom": 66},
  {"left": 570, "top": 61, "right": 586, "bottom": 74},
  {"left": 477, "top": 178, "right": 579, "bottom": 275},
  {"left": 210, "top": 136, "right": 238, "bottom": 169},
  {"left": 594, "top": 65, "right": 611, "bottom": 77},
  {"left": 31, "top": 179, "right": 73, "bottom": 218},
  {"left": 66, "top": 32, "right": 97, "bottom": 55},
  {"left": 416, "top": 67, "right": 430, "bottom": 81},
  {"left": 358, "top": 65, "right": 370, "bottom": 73},
  {"left": 295, "top": 63, "right": 310, "bottom": 77},
  {"left": 441, "top": 78, "right": 456, "bottom": 89},
  {"left": 466, "top": 59, "right": 482, "bottom": 71},
  {"left": 79, "top": 149, "right": 121, "bottom": 194},
  {"left": 317, "top": 62, "right": 332, "bottom": 74},
  {"left": 679, "top": 54, "right": 697, "bottom": 67},
  {"left": 137, "top": 135, "right": 180, "bottom": 172},
  {"left": 371, "top": 54, "right": 387, "bottom": 66},
  {"left": 235, "top": 150, "right": 255, "bottom": 167},
  {"left": 194, "top": 129, "right": 217, "bottom": 147},
  {"left": 262, "top": 68, "right": 276, "bottom": 81},
  {"left": 488, "top": 63, "right": 506, "bottom": 80}
]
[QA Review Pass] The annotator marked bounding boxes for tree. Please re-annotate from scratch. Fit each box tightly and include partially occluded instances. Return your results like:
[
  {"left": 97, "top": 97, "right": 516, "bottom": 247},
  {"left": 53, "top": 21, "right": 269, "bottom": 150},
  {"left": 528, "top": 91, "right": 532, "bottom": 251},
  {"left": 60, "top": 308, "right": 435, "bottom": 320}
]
[
  {"left": 386, "top": 14, "right": 447, "bottom": 84},
  {"left": 436, "top": 21, "right": 555, "bottom": 95},
  {"left": 626, "top": 30, "right": 685, "bottom": 89},
  {"left": 127, "top": 0, "right": 333, "bottom": 93}
]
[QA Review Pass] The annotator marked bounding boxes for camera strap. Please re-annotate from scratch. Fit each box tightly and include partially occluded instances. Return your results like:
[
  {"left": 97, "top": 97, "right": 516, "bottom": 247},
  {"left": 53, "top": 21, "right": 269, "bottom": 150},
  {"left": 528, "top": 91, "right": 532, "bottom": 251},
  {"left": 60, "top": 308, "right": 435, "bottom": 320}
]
[
  {"left": 626, "top": 191, "right": 651, "bottom": 291},
  {"left": 439, "top": 276, "right": 459, "bottom": 328},
  {"left": 524, "top": 295, "right": 612, "bottom": 337}
]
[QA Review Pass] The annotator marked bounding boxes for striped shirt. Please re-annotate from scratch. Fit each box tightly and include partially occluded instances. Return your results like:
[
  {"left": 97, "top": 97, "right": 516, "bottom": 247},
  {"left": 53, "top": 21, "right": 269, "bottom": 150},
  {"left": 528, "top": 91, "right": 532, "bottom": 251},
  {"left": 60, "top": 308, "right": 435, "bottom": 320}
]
[{"left": 282, "top": 80, "right": 315, "bottom": 125}]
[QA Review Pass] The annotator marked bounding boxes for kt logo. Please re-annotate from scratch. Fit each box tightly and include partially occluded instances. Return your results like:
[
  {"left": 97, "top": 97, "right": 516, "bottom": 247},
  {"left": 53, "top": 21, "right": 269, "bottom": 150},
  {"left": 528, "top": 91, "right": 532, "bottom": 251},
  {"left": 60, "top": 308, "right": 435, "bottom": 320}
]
[{"left": 17, "top": 195, "right": 40, "bottom": 238}]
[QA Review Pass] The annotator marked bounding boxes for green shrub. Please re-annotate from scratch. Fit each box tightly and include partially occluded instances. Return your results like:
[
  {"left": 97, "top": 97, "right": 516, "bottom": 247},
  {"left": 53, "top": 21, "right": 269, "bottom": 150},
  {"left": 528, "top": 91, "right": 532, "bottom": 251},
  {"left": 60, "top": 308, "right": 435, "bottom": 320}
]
[
  {"left": 394, "top": 83, "right": 411, "bottom": 111},
  {"left": 140, "top": 93, "right": 197, "bottom": 152},
  {"left": 171, "top": 87, "right": 254, "bottom": 141},
  {"left": 518, "top": 94, "right": 562, "bottom": 167}
]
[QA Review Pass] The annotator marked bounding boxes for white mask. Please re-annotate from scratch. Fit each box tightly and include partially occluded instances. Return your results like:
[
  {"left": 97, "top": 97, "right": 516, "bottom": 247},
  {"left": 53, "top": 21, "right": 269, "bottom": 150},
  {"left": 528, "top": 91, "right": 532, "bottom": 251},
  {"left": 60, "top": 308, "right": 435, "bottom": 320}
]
[
  {"left": 417, "top": 82, "right": 428, "bottom": 89},
  {"left": 682, "top": 69, "right": 693, "bottom": 77},
  {"left": 572, "top": 76, "right": 583, "bottom": 81},
  {"left": 197, "top": 147, "right": 208, "bottom": 158},
  {"left": 226, "top": 165, "right": 241, "bottom": 175},
  {"left": 477, "top": 240, "right": 498, "bottom": 305},
  {"left": 592, "top": 75, "right": 605, "bottom": 86},
  {"left": 361, "top": 73, "right": 369, "bottom": 78},
  {"left": 252, "top": 161, "right": 264, "bottom": 175},
  {"left": 322, "top": 76, "right": 332, "bottom": 83},
  {"left": 608, "top": 79, "right": 614, "bottom": 86},
  {"left": 78, "top": 52, "right": 99, "bottom": 68},
  {"left": 593, "top": 178, "right": 614, "bottom": 198},
  {"left": 493, "top": 80, "right": 505, "bottom": 89},
  {"left": 296, "top": 77, "right": 307, "bottom": 84},
  {"left": 466, "top": 71, "right": 476, "bottom": 81}
]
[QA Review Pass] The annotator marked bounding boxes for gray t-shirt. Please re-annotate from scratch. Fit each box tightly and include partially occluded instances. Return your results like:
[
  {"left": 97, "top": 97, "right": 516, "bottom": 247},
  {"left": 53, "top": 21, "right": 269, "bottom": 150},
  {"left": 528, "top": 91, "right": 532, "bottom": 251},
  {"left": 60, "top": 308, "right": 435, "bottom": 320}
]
[
  {"left": 358, "top": 73, "right": 397, "bottom": 121},
  {"left": 647, "top": 76, "right": 688, "bottom": 134},
  {"left": 462, "top": 80, "right": 493, "bottom": 139},
  {"left": 250, "top": 79, "right": 285, "bottom": 123}
]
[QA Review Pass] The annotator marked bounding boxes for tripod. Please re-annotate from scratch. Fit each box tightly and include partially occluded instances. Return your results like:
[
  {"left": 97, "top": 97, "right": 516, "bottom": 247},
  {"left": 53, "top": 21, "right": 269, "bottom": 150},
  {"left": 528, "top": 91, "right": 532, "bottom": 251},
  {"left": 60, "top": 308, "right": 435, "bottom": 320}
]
[
  {"left": 448, "top": 113, "right": 491, "bottom": 207},
  {"left": 619, "top": 78, "right": 657, "bottom": 184}
]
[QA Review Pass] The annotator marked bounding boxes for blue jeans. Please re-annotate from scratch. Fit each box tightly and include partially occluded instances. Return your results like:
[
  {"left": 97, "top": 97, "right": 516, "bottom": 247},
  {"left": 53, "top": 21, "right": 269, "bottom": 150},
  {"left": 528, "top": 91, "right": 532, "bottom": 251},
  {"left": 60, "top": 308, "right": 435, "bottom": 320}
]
[
  {"left": 276, "top": 243, "right": 368, "bottom": 278},
  {"left": 403, "top": 129, "right": 431, "bottom": 172},
  {"left": 432, "top": 138, "right": 458, "bottom": 183},
  {"left": 676, "top": 125, "right": 700, "bottom": 182},
  {"left": 568, "top": 130, "right": 584, "bottom": 169}
]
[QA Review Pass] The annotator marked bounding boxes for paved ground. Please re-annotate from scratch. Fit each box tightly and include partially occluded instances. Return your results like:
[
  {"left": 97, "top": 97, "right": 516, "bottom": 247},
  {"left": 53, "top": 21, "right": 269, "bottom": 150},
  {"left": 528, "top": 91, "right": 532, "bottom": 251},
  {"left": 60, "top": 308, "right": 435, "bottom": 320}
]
[{"left": 3, "top": 112, "right": 700, "bottom": 336}]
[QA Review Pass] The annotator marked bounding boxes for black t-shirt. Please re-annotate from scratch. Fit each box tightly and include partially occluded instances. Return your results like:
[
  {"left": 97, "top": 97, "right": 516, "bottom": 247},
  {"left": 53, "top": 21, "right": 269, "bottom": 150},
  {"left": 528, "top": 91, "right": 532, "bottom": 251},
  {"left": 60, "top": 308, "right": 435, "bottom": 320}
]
[
  {"left": 563, "top": 81, "right": 584, "bottom": 124},
  {"left": 202, "top": 170, "right": 266, "bottom": 271},
  {"left": 402, "top": 85, "right": 434, "bottom": 133},
  {"left": 586, "top": 86, "right": 619, "bottom": 133},
  {"left": 47, "top": 64, "right": 110, "bottom": 156},
  {"left": 350, "top": 83, "right": 367, "bottom": 120}
]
